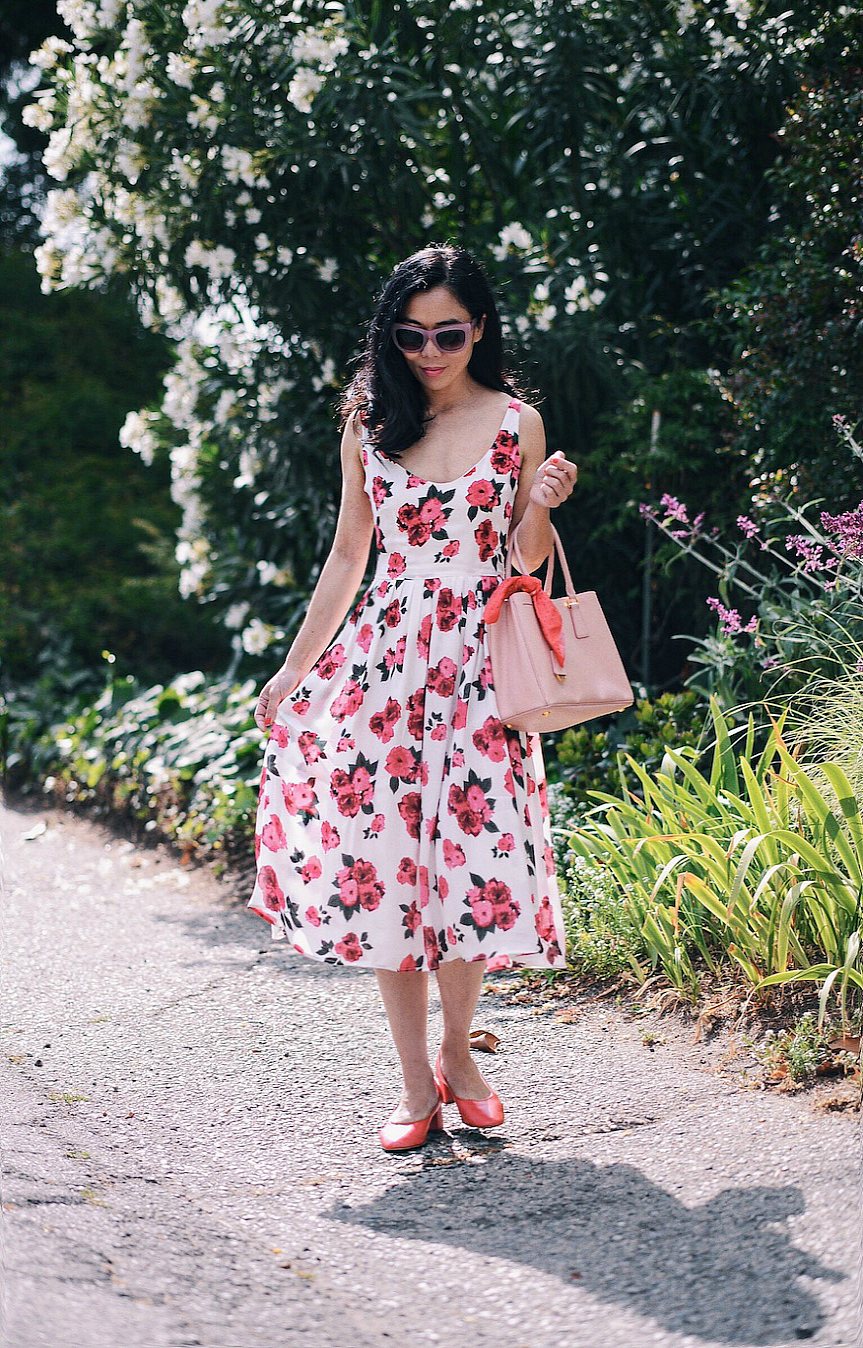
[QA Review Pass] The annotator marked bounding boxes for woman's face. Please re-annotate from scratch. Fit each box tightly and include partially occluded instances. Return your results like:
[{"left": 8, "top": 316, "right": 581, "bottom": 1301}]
[{"left": 396, "top": 285, "right": 484, "bottom": 395}]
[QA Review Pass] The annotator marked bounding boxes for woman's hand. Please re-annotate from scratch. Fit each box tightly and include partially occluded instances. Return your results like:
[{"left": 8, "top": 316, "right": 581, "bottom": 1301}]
[
  {"left": 254, "top": 664, "right": 303, "bottom": 733},
  {"left": 529, "top": 452, "right": 578, "bottom": 510}
]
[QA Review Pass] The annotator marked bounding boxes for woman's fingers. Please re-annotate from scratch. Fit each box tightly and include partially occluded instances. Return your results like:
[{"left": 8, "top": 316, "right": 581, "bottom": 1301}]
[{"left": 538, "top": 453, "right": 578, "bottom": 504}]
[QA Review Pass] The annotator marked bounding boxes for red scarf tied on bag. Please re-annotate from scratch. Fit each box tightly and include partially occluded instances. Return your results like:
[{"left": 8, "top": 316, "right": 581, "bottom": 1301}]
[{"left": 483, "top": 575, "right": 565, "bottom": 665}]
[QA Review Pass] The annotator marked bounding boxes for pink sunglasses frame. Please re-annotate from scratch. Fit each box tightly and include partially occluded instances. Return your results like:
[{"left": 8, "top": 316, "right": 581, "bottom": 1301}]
[{"left": 391, "top": 318, "right": 479, "bottom": 354}]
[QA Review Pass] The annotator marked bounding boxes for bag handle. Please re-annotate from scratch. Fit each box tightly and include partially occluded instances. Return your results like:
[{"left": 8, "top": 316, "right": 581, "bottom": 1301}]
[{"left": 506, "top": 523, "right": 577, "bottom": 600}]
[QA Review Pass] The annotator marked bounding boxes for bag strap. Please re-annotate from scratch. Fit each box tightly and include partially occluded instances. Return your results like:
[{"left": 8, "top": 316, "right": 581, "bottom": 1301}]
[{"left": 507, "top": 523, "right": 577, "bottom": 599}]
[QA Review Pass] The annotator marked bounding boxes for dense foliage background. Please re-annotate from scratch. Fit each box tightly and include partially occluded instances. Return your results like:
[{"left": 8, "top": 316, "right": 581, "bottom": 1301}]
[{"left": 6, "top": 0, "right": 859, "bottom": 695}]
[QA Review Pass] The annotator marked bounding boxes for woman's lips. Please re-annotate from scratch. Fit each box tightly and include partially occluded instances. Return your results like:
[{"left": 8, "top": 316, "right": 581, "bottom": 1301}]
[{"left": 421, "top": 366, "right": 445, "bottom": 377}]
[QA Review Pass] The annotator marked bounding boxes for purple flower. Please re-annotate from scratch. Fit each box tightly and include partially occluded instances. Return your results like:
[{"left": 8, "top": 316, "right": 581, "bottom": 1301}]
[
  {"left": 820, "top": 503, "right": 863, "bottom": 559},
  {"left": 737, "top": 515, "right": 759, "bottom": 539},
  {"left": 706, "top": 596, "right": 757, "bottom": 637},
  {"left": 660, "top": 493, "right": 689, "bottom": 524},
  {"left": 785, "top": 535, "right": 827, "bottom": 571}
]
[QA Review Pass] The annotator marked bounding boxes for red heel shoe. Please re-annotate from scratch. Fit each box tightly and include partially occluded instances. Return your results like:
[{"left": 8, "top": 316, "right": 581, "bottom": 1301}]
[
  {"left": 379, "top": 1097, "right": 444, "bottom": 1152},
  {"left": 434, "top": 1051, "right": 504, "bottom": 1128}
]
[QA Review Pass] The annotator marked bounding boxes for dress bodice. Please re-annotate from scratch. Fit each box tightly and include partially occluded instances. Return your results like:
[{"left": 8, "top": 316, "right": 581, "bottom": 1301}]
[{"left": 361, "top": 398, "right": 522, "bottom": 580}]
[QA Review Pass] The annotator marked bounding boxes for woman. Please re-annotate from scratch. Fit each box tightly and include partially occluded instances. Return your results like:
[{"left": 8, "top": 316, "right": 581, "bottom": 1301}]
[{"left": 248, "top": 243, "right": 578, "bottom": 1151}]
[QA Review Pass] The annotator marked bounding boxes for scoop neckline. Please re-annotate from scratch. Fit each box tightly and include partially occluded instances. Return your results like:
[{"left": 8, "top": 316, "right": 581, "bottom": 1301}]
[{"left": 375, "top": 397, "right": 519, "bottom": 487}]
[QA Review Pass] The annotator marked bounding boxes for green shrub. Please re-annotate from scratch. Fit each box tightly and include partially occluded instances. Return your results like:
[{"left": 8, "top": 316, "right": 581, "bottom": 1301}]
[
  {"left": 3, "top": 669, "right": 262, "bottom": 867},
  {"left": 546, "top": 690, "right": 708, "bottom": 807},
  {"left": 564, "top": 698, "right": 863, "bottom": 1022},
  {"left": 558, "top": 853, "right": 645, "bottom": 980}
]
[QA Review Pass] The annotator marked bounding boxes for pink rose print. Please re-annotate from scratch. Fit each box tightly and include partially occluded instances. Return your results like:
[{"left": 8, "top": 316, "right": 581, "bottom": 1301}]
[
  {"left": 316, "top": 644, "right": 346, "bottom": 680},
  {"left": 423, "top": 926, "right": 441, "bottom": 969},
  {"left": 321, "top": 821, "right": 340, "bottom": 851},
  {"left": 396, "top": 503, "right": 431, "bottom": 546},
  {"left": 334, "top": 857, "right": 384, "bottom": 913},
  {"left": 282, "top": 779, "right": 317, "bottom": 816},
  {"left": 448, "top": 775, "right": 494, "bottom": 836},
  {"left": 452, "top": 699, "right": 468, "bottom": 730},
  {"left": 292, "top": 699, "right": 310, "bottom": 716},
  {"left": 407, "top": 689, "right": 425, "bottom": 739},
  {"left": 474, "top": 519, "right": 499, "bottom": 562},
  {"left": 419, "top": 497, "right": 446, "bottom": 531},
  {"left": 305, "top": 905, "right": 322, "bottom": 927},
  {"left": 401, "top": 901, "right": 422, "bottom": 935},
  {"left": 406, "top": 474, "right": 425, "bottom": 488},
  {"left": 297, "top": 730, "right": 323, "bottom": 764},
  {"left": 497, "top": 833, "right": 515, "bottom": 852},
  {"left": 418, "top": 865, "right": 431, "bottom": 906},
  {"left": 398, "top": 792, "right": 423, "bottom": 839},
  {"left": 259, "top": 865, "right": 285, "bottom": 913},
  {"left": 329, "top": 755, "right": 376, "bottom": 817},
  {"left": 466, "top": 479, "right": 499, "bottom": 509},
  {"left": 369, "top": 697, "right": 402, "bottom": 743},
  {"left": 417, "top": 613, "right": 432, "bottom": 659},
  {"left": 369, "top": 813, "right": 386, "bottom": 833},
  {"left": 435, "top": 588, "right": 462, "bottom": 632},
  {"left": 269, "top": 722, "right": 290, "bottom": 748},
  {"left": 472, "top": 715, "right": 507, "bottom": 762},
  {"left": 427, "top": 657, "right": 457, "bottom": 698},
  {"left": 356, "top": 623, "right": 374, "bottom": 653},
  {"left": 397, "top": 857, "right": 417, "bottom": 885},
  {"left": 430, "top": 724, "right": 447, "bottom": 741},
  {"left": 384, "top": 599, "right": 402, "bottom": 628},
  {"left": 260, "top": 815, "right": 287, "bottom": 852},
  {"left": 387, "top": 552, "right": 406, "bottom": 579},
  {"left": 443, "top": 838, "right": 466, "bottom": 868},
  {"left": 331, "top": 678, "right": 364, "bottom": 721},
  {"left": 535, "top": 896, "right": 558, "bottom": 944},
  {"left": 335, "top": 933, "right": 364, "bottom": 962},
  {"left": 491, "top": 430, "right": 519, "bottom": 474},
  {"left": 399, "top": 954, "right": 419, "bottom": 971},
  {"left": 385, "top": 745, "right": 420, "bottom": 782},
  {"left": 439, "top": 876, "right": 450, "bottom": 899},
  {"left": 371, "top": 476, "right": 390, "bottom": 506}
]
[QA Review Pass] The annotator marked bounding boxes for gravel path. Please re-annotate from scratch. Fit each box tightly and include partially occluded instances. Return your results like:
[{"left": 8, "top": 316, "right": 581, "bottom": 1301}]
[{"left": 1, "top": 794, "right": 860, "bottom": 1348}]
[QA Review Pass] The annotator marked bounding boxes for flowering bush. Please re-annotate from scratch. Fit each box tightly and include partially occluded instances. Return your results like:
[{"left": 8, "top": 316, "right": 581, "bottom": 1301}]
[
  {"left": 641, "top": 444, "right": 863, "bottom": 707},
  {"left": 23, "top": 0, "right": 854, "bottom": 671}
]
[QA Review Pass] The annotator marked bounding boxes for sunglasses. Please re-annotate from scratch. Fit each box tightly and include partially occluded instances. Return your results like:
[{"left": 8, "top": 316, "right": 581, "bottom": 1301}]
[{"left": 392, "top": 319, "right": 479, "bottom": 354}]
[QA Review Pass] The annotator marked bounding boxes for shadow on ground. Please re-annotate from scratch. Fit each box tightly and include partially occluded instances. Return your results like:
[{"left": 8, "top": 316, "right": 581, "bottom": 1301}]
[{"left": 329, "top": 1144, "right": 840, "bottom": 1344}]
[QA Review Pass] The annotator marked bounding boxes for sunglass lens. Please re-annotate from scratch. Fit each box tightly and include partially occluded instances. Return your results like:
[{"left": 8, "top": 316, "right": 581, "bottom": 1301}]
[
  {"left": 436, "top": 329, "right": 467, "bottom": 352},
  {"left": 394, "top": 327, "right": 424, "bottom": 352}
]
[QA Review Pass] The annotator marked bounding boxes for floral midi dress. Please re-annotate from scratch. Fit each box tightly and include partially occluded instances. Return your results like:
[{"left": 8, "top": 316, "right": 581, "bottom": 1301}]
[{"left": 247, "top": 397, "right": 566, "bottom": 973}]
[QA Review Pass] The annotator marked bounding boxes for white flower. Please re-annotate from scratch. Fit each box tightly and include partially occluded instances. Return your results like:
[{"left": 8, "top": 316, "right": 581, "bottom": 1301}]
[
  {"left": 119, "top": 409, "right": 159, "bottom": 466},
  {"left": 277, "top": 246, "right": 293, "bottom": 267},
  {"left": 676, "top": 0, "right": 698, "bottom": 28},
  {"left": 317, "top": 256, "right": 338, "bottom": 283},
  {"left": 241, "top": 618, "right": 276, "bottom": 655},
  {"left": 167, "top": 52, "right": 197, "bottom": 90},
  {"left": 287, "top": 67, "right": 324, "bottom": 114},
  {"left": 224, "top": 601, "right": 250, "bottom": 630},
  {"left": 30, "top": 36, "right": 74, "bottom": 70},
  {"left": 725, "top": 0, "right": 751, "bottom": 23},
  {"left": 492, "top": 221, "right": 533, "bottom": 261},
  {"left": 534, "top": 304, "right": 557, "bottom": 332},
  {"left": 23, "top": 100, "right": 55, "bottom": 132}
]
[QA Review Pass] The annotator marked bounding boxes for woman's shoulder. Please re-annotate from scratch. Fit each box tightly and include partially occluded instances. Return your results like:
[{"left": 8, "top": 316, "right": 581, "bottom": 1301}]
[{"left": 512, "top": 396, "right": 543, "bottom": 428}]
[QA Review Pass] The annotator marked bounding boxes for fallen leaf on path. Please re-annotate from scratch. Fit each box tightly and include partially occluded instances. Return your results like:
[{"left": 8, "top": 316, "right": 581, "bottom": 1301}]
[
  {"left": 22, "top": 822, "right": 47, "bottom": 840},
  {"left": 469, "top": 1029, "right": 500, "bottom": 1053},
  {"left": 827, "top": 1035, "right": 860, "bottom": 1055}
]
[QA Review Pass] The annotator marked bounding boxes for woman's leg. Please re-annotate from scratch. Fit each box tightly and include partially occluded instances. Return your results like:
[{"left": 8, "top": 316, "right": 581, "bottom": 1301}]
[
  {"left": 435, "top": 957, "right": 494, "bottom": 1100},
  {"left": 375, "top": 969, "right": 439, "bottom": 1121}
]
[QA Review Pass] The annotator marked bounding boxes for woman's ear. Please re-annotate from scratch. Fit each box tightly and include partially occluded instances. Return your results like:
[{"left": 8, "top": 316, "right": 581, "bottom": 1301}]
[{"left": 474, "top": 313, "right": 486, "bottom": 343}]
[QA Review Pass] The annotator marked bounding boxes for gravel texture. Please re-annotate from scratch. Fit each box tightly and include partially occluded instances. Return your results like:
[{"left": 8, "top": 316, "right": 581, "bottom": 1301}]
[{"left": 1, "top": 794, "right": 860, "bottom": 1348}]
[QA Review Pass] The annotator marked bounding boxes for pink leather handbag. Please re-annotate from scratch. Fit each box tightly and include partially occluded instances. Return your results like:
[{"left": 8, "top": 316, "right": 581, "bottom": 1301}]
[{"left": 484, "top": 524, "right": 634, "bottom": 733}]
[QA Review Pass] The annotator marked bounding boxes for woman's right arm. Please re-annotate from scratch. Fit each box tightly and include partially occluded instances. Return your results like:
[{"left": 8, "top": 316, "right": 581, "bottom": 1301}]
[{"left": 254, "top": 414, "right": 374, "bottom": 731}]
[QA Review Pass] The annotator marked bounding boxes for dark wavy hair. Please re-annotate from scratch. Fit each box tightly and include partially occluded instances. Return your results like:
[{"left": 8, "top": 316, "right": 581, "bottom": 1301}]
[{"left": 340, "top": 243, "right": 519, "bottom": 458}]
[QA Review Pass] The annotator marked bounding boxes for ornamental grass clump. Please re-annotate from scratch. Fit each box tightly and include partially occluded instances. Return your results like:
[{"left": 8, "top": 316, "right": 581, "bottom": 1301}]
[{"left": 565, "top": 699, "right": 863, "bottom": 1025}]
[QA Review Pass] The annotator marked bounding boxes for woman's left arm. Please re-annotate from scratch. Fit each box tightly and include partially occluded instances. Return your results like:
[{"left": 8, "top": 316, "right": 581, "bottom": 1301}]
[{"left": 510, "top": 403, "right": 578, "bottom": 572}]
